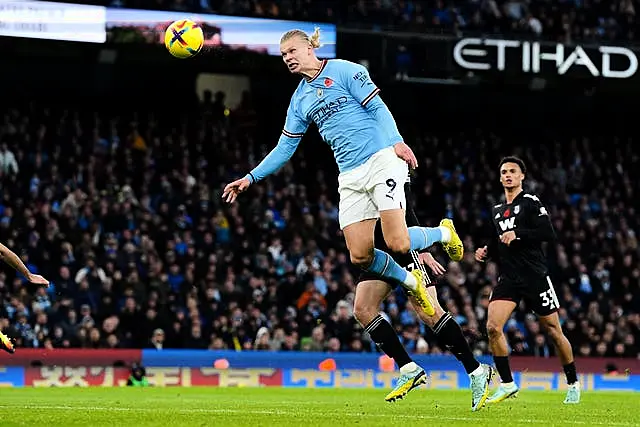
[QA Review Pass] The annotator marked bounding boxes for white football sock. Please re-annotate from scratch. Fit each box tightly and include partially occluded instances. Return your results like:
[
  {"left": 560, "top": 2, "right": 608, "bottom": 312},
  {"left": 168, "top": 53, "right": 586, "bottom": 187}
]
[
  {"left": 439, "top": 226, "right": 451, "bottom": 242},
  {"left": 400, "top": 361, "right": 419, "bottom": 374}
]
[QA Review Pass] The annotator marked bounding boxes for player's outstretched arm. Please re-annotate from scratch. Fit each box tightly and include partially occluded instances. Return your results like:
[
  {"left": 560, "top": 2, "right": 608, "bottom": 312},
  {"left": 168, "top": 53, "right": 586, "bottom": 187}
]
[
  {"left": 223, "top": 100, "right": 308, "bottom": 203},
  {"left": 222, "top": 177, "right": 251, "bottom": 203},
  {"left": 0, "top": 243, "right": 49, "bottom": 286},
  {"left": 222, "top": 136, "right": 300, "bottom": 203}
]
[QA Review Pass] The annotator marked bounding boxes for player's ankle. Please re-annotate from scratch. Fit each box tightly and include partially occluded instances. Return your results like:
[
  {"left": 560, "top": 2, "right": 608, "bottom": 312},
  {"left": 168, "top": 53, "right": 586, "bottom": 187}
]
[
  {"left": 438, "top": 225, "right": 451, "bottom": 242},
  {"left": 400, "top": 361, "right": 419, "bottom": 374},
  {"left": 403, "top": 271, "right": 418, "bottom": 291},
  {"left": 469, "top": 364, "right": 484, "bottom": 377}
]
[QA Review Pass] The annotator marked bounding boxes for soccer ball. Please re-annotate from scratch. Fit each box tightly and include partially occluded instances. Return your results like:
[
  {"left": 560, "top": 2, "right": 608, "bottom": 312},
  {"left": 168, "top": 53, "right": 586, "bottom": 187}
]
[{"left": 164, "top": 19, "right": 204, "bottom": 59}]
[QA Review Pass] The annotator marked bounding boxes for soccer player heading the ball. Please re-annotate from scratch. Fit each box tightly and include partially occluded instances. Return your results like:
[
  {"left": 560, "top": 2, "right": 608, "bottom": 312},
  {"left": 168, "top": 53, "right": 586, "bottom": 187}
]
[
  {"left": 223, "top": 28, "right": 463, "bottom": 321},
  {"left": 475, "top": 157, "right": 580, "bottom": 405}
]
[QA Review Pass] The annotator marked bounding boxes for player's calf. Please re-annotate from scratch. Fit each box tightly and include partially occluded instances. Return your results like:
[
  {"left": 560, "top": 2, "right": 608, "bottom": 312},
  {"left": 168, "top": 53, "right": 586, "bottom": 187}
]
[
  {"left": 409, "top": 294, "right": 445, "bottom": 329},
  {"left": 409, "top": 291, "right": 490, "bottom": 411},
  {"left": 352, "top": 247, "right": 432, "bottom": 313},
  {"left": 486, "top": 320, "right": 506, "bottom": 344},
  {"left": 356, "top": 280, "right": 428, "bottom": 402},
  {"left": 361, "top": 314, "right": 415, "bottom": 371},
  {"left": 410, "top": 289, "right": 481, "bottom": 377},
  {"left": 353, "top": 280, "right": 391, "bottom": 327},
  {"left": 356, "top": 282, "right": 417, "bottom": 371},
  {"left": 345, "top": 220, "right": 418, "bottom": 291},
  {"left": 486, "top": 299, "right": 519, "bottom": 402},
  {"left": 538, "top": 312, "right": 581, "bottom": 403}
]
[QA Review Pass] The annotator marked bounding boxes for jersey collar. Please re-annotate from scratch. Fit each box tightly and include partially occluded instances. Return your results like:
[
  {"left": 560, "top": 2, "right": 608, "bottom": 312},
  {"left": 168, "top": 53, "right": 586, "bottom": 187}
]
[
  {"left": 306, "top": 59, "right": 328, "bottom": 83},
  {"left": 507, "top": 190, "right": 525, "bottom": 205}
]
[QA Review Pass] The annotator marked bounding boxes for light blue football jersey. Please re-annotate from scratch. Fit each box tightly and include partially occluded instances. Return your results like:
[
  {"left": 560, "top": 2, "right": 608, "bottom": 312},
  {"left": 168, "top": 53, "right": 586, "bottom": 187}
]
[
  {"left": 246, "top": 59, "right": 403, "bottom": 183},
  {"left": 285, "top": 59, "right": 401, "bottom": 172}
]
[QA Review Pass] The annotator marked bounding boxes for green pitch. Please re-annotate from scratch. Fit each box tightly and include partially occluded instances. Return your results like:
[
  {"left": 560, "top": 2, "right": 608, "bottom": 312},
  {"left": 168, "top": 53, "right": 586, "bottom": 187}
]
[{"left": 0, "top": 387, "right": 638, "bottom": 426}]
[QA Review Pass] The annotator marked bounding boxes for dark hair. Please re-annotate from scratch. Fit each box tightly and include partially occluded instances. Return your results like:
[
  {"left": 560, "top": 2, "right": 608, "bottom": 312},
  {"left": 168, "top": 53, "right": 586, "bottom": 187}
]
[{"left": 499, "top": 156, "right": 526, "bottom": 174}]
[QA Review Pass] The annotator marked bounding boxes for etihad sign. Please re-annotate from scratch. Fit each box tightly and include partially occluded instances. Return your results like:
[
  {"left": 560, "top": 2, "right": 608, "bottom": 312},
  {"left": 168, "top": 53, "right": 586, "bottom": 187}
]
[{"left": 453, "top": 38, "right": 638, "bottom": 79}]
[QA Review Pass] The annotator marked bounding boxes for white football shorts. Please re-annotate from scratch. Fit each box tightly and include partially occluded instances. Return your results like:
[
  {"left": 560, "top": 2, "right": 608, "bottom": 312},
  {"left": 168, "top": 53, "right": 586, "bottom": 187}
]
[{"left": 337, "top": 146, "right": 408, "bottom": 230}]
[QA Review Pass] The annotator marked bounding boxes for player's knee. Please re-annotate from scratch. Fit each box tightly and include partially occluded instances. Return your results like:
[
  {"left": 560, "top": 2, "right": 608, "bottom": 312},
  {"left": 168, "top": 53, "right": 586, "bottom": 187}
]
[
  {"left": 350, "top": 251, "right": 373, "bottom": 268},
  {"left": 414, "top": 298, "right": 442, "bottom": 327},
  {"left": 543, "top": 320, "right": 564, "bottom": 341},
  {"left": 385, "top": 235, "right": 410, "bottom": 254},
  {"left": 352, "top": 303, "right": 376, "bottom": 327},
  {"left": 416, "top": 310, "right": 438, "bottom": 328},
  {"left": 486, "top": 320, "right": 504, "bottom": 340}
]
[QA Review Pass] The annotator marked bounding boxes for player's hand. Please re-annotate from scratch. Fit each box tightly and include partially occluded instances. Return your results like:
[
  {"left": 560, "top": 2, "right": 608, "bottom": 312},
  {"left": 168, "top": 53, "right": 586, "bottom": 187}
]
[
  {"left": 418, "top": 252, "right": 445, "bottom": 275},
  {"left": 222, "top": 177, "right": 251, "bottom": 203},
  {"left": 393, "top": 142, "right": 418, "bottom": 169},
  {"left": 474, "top": 246, "right": 488, "bottom": 262},
  {"left": 500, "top": 231, "right": 517, "bottom": 246},
  {"left": 27, "top": 273, "right": 49, "bottom": 287}
]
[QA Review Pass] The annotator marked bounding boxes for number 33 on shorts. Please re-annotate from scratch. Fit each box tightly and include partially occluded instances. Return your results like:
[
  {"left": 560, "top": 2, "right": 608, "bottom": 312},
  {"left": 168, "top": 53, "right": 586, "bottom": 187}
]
[{"left": 539, "top": 277, "right": 560, "bottom": 310}]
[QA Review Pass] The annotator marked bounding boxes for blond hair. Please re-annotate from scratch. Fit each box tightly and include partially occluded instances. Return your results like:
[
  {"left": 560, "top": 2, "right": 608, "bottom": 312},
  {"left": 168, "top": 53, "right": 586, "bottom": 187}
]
[{"left": 280, "top": 27, "right": 321, "bottom": 48}]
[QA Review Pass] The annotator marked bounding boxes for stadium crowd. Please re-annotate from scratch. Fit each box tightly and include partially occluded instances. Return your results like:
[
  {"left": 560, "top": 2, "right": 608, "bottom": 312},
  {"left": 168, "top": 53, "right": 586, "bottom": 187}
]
[
  {"left": 0, "top": 92, "right": 638, "bottom": 360},
  {"left": 57, "top": 0, "right": 640, "bottom": 42}
]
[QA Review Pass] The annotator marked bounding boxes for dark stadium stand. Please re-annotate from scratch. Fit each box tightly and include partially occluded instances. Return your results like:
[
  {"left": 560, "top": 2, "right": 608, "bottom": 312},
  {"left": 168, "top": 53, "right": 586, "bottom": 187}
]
[
  {"left": 0, "top": 0, "right": 634, "bottom": 364},
  {"left": 0, "top": 88, "right": 637, "bottom": 359},
  {"left": 50, "top": 0, "right": 640, "bottom": 42},
  {"left": 3, "top": 0, "right": 640, "bottom": 423}
]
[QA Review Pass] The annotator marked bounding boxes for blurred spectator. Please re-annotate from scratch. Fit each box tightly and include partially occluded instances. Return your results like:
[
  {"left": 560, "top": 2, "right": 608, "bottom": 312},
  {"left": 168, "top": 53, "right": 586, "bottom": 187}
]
[
  {"left": 0, "top": 93, "right": 637, "bottom": 362},
  {"left": 149, "top": 328, "right": 165, "bottom": 350},
  {"left": 53, "top": 0, "right": 640, "bottom": 42},
  {"left": 0, "top": 144, "right": 18, "bottom": 176},
  {"left": 395, "top": 45, "right": 412, "bottom": 81}
]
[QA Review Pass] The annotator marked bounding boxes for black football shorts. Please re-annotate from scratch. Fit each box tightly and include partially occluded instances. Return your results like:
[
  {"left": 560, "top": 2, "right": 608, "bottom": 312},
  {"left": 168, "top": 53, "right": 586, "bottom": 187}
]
[{"left": 490, "top": 274, "right": 560, "bottom": 316}]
